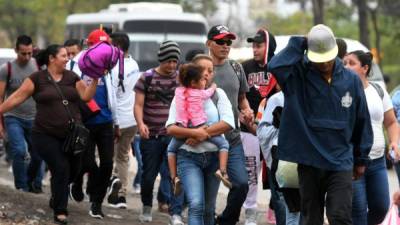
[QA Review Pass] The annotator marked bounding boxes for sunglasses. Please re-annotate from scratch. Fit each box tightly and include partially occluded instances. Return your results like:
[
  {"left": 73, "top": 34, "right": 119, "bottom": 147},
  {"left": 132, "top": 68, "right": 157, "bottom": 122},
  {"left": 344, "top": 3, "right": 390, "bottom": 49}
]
[{"left": 214, "top": 39, "right": 232, "bottom": 46}]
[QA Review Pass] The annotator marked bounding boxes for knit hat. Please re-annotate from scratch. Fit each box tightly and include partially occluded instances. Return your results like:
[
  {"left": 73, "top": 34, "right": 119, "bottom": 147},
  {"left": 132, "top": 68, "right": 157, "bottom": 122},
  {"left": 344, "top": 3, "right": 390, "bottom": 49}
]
[
  {"left": 158, "top": 41, "right": 181, "bottom": 63},
  {"left": 307, "top": 24, "right": 338, "bottom": 63},
  {"left": 87, "top": 29, "right": 110, "bottom": 46}
]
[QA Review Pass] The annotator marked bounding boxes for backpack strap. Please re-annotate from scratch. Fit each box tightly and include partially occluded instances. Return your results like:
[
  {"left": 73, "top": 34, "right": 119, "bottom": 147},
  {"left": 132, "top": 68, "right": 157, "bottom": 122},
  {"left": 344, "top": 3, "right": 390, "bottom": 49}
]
[
  {"left": 369, "top": 82, "right": 384, "bottom": 100},
  {"left": 6, "top": 62, "right": 11, "bottom": 90},
  {"left": 211, "top": 90, "right": 220, "bottom": 119},
  {"left": 229, "top": 59, "right": 242, "bottom": 81},
  {"left": 143, "top": 69, "right": 155, "bottom": 94},
  {"left": 117, "top": 49, "right": 125, "bottom": 92}
]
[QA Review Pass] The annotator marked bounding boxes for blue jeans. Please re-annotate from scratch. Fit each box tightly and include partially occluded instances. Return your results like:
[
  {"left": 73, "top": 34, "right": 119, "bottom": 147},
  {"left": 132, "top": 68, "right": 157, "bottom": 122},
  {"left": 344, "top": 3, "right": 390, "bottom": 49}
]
[
  {"left": 4, "top": 116, "right": 44, "bottom": 191},
  {"left": 157, "top": 157, "right": 173, "bottom": 204},
  {"left": 177, "top": 149, "right": 220, "bottom": 225},
  {"left": 284, "top": 200, "right": 300, "bottom": 225},
  {"left": 218, "top": 143, "right": 249, "bottom": 225},
  {"left": 352, "top": 156, "right": 390, "bottom": 225},
  {"left": 140, "top": 136, "right": 184, "bottom": 215},
  {"left": 132, "top": 135, "right": 142, "bottom": 187},
  {"left": 267, "top": 167, "right": 287, "bottom": 225},
  {"left": 393, "top": 161, "right": 400, "bottom": 185},
  {"left": 168, "top": 135, "right": 229, "bottom": 154}
]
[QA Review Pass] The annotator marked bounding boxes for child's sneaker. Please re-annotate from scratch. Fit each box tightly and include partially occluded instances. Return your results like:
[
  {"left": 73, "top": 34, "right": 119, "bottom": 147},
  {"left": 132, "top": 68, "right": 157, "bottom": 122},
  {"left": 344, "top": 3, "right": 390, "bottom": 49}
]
[
  {"left": 215, "top": 169, "right": 232, "bottom": 189},
  {"left": 172, "top": 177, "right": 182, "bottom": 196}
]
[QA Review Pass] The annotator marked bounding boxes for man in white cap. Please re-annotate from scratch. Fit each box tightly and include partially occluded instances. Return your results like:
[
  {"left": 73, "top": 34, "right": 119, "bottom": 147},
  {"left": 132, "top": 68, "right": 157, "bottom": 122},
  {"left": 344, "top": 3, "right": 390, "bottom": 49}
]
[{"left": 268, "top": 24, "right": 373, "bottom": 224}]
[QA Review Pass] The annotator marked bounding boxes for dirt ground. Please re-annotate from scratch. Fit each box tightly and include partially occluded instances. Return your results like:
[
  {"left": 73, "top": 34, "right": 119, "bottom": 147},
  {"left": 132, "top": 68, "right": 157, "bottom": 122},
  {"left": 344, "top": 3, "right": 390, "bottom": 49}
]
[{"left": 0, "top": 184, "right": 170, "bottom": 225}]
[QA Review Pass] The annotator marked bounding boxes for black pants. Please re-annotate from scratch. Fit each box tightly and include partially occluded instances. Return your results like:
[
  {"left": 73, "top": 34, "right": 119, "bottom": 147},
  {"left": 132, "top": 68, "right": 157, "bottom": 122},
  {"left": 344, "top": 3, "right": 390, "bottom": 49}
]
[
  {"left": 298, "top": 164, "right": 353, "bottom": 225},
  {"left": 31, "top": 132, "right": 73, "bottom": 215},
  {"left": 74, "top": 122, "right": 114, "bottom": 203}
]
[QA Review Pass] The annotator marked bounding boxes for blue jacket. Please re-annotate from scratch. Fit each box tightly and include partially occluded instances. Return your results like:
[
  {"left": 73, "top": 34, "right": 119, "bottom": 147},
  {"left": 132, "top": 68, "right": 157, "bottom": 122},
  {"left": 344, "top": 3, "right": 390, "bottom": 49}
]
[{"left": 268, "top": 36, "right": 373, "bottom": 171}]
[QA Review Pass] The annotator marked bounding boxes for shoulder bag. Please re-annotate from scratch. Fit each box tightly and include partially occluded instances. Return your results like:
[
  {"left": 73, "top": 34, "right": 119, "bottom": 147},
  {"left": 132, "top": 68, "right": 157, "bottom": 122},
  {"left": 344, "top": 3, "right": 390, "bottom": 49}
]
[{"left": 47, "top": 71, "right": 90, "bottom": 156}]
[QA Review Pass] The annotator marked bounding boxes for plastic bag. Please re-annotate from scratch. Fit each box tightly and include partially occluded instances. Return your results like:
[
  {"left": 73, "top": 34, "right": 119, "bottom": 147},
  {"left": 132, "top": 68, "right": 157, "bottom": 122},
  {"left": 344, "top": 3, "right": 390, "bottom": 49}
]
[
  {"left": 379, "top": 204, "right": 400, "bottom": 225},
  {"left": 275, "top": 160, "right": 299, "bottom": 188}
]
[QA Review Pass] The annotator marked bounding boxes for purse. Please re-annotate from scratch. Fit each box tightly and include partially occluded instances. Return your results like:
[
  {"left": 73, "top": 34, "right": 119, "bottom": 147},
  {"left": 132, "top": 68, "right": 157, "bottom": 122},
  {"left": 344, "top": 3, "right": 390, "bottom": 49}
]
[{"left": 47, "top": 72, "right": 90, "bottom": 156}]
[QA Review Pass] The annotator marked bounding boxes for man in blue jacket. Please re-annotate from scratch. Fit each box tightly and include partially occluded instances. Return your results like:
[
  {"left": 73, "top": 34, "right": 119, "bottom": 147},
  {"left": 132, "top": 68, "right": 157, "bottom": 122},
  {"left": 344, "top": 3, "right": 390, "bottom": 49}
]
[{"left": 268, "top": 24, "right": 373, "bottom": 225}]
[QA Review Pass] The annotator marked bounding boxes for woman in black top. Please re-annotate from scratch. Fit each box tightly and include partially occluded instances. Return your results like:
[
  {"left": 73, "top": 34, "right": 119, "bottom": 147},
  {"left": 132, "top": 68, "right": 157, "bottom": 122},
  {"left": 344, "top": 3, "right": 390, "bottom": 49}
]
[{"left": 0, "top": 44, "right": 98, "bottom": 224}]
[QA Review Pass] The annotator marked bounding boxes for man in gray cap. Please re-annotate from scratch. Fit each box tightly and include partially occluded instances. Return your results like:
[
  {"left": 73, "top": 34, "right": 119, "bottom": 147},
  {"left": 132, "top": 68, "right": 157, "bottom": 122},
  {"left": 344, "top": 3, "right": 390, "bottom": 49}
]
[
  {"left": 268, "top": 24, "right": 373, "bottom": 224},
  {"left": 134, "top": 40, "right": 184, "bottom": 225}
]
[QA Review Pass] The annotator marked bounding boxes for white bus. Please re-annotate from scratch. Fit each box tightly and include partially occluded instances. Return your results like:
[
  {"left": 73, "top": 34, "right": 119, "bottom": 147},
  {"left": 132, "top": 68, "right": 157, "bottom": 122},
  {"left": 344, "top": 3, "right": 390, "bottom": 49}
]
[{"left": 65, "top": 2, "right": 208, "bottom": 70}]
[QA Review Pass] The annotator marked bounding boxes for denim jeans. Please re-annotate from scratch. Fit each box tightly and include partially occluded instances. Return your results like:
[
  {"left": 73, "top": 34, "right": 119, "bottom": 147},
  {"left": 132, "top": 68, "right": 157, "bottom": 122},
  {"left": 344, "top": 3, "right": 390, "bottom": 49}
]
[
  {"left": 132, "top": 135, "right": 142, "bottom": 187},
  {"left": 218, "top": 143, "right": 249, "bottom": 225},
  {"left": 140, "top": 136, "right": 184, "bottom": 216},
  {"left": 393, "top": 161, "right": 400, "bottom": 185},
  {"left": 177, "top": 149, "right": 220, "bottom": 225},
  {"left": 267, "top": 167, "right": 287, "bottom": 225},
  {"left": 157, "top": 157, "right": 173, "bottom": 204},
  {"left": 4, "top": 116, "right": 44, "bottom": 191},
  {"left": 284, "top": 201, "right": 300, "bottom": 225},
  {"left": 352, "top": 156, "right": 390, "bottom": 225},
  {"left": 168, "top": 135, "right": 229, "bottom": 154}
]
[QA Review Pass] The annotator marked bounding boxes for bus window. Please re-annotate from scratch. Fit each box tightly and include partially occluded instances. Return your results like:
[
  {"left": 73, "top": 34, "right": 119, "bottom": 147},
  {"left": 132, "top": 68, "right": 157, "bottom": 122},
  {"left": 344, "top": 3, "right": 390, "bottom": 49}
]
[
  {"left": 123, "top": 20, "right": 206, "bottom": 35},
  {"left": 128, "top": 41, "right": 207, "bottom": 71}
]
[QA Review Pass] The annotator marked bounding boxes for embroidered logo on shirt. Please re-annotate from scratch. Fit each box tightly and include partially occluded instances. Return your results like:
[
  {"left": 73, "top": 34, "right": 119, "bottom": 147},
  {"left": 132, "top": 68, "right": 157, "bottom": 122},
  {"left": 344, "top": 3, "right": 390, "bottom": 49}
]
[{"left": 341, "top": 92, "right": 352, "bottom": 108}]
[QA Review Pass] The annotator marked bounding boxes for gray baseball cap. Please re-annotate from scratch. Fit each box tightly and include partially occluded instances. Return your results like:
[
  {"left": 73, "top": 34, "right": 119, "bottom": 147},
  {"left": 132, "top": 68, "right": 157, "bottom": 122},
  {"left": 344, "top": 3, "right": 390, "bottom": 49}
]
[{"left": 307, "top": 24, "right": 338, "bottom": 63}]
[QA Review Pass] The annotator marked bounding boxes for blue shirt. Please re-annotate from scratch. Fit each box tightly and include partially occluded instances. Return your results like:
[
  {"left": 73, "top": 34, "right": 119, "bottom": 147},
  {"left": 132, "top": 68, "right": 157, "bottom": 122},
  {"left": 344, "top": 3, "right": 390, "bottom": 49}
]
[
  {"left": 268, "top": 36, "right": 373, "bottom": 171},
  {"left": 392, "top": 90, "right": 400, "bottom": 122},
  {"left": 83, "top": 76, "right": 113, "bottom": 125}
]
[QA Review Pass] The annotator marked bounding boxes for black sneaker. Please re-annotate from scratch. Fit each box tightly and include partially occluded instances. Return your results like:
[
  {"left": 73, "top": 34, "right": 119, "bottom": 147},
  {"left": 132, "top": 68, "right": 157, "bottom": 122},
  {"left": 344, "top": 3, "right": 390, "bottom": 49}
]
[
  {"left": 89, "top": 202, "right": 104, "bottom": 219},
  {"left": 113, "top": 196, "right": 127, "bottom": 209},
  {"left": 107, "top": 177, "right": 121, "bottom": 206},
  {"left": 69, "top": 183, "right": 84, "bottom": 202},
  {"left": 28, "top": 182, "right": 43, "bottom": 194},
  {"left": 49, "top": 196, "right": 54, "bottom": 209}
]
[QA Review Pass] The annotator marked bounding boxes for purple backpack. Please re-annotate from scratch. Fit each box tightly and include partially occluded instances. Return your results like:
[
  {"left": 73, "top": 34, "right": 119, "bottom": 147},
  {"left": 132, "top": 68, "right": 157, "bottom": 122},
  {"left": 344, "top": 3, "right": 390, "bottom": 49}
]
[{"left": 78, "top": 41, "right": 125, "bottom": 91}]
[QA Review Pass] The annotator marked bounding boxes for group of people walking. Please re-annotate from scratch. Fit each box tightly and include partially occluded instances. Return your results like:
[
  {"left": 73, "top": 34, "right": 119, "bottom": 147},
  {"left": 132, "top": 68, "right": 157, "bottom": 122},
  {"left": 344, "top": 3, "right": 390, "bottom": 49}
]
[{"left": 0, "top": 22, "right": 400, "bottom": 225}]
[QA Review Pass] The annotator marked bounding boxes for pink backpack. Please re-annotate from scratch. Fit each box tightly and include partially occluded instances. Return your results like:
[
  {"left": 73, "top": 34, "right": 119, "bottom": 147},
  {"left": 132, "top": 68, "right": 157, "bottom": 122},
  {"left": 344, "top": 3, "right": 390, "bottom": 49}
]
[{"left": 78, "top": 41, "right": 125, "bottom": 91}]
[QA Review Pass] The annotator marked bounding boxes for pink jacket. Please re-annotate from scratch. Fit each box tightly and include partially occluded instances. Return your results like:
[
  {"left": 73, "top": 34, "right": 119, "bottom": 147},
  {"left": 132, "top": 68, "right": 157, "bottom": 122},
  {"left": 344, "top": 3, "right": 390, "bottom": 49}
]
[{"left": 175, "top": 86, "right": 216, "bottom": 127}]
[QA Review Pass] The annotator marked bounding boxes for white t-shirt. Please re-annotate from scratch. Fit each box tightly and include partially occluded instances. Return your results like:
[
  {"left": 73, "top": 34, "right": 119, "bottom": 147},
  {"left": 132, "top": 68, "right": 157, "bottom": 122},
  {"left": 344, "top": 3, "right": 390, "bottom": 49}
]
[
  {"left": 111, "top": 56, "right": 140, "bottom": 129},
  {"left": 365, "top": 84, "right": 393, "bottom": 159}
]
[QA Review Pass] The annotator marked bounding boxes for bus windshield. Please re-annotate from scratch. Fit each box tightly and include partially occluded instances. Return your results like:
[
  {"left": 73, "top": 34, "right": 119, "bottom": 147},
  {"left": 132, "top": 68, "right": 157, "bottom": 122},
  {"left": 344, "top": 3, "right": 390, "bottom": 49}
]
[{"left": 123, "top": 20, "right": 207, "bottom": 35}]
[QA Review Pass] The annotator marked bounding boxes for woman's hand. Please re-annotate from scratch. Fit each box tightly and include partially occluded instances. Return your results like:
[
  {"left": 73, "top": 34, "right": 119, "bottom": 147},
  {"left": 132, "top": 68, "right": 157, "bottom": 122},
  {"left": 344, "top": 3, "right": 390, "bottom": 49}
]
[
  {"left": 192, "top": 126, "right": 210, "bottom": 142},
  {"left": 185, "top": 138, "right": 200, "bottom": 146}
]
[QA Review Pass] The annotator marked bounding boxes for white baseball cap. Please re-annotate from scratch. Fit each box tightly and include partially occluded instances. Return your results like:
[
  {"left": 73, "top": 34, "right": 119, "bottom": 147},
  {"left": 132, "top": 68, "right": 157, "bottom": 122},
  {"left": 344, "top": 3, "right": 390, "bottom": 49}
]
[{"left": 307, "top": 24, "right": 338, "bottom": 63}]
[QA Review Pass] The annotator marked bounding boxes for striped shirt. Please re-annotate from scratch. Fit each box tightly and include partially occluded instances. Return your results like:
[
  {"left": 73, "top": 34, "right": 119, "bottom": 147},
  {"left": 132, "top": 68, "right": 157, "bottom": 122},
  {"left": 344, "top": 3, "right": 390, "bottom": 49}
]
[{"left": 134, "top": 69, "right": 178, "bottom": 136}]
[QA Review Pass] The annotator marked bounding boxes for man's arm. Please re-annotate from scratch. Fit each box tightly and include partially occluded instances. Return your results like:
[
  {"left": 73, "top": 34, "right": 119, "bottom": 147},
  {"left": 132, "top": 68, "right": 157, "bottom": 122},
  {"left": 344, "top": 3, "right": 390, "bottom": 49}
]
[
  {"left": 268, "top": 36, "right": 307, "bottom": 89},
  {"left": 134, "top": 91, "right": 149, "bottom": 139},
  {"left": 0, "top": 81, "right": 6, "bottom": 138}
]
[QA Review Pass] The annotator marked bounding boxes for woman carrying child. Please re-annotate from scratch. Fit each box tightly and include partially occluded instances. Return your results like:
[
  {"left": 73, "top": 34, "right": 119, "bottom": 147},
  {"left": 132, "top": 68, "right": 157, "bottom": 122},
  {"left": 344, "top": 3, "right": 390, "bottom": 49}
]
[{"left": 166, "top": 54, "right": 235, "bottom": 225}]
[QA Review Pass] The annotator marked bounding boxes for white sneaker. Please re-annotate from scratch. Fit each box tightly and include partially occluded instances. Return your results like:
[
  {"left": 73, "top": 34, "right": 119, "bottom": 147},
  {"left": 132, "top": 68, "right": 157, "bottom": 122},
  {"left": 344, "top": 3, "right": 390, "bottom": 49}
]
[
  {"left": 139, "top": 206, "right": 152, "bottom": 222},
  {"left": 133, "top": 184, "right": 141, "bottom": 194},
  {"left": 169, "top": 214, "right": 184, "bottom": 225},
  {"left": 245, "top": 208, "right": 258, "bottom": 225}
]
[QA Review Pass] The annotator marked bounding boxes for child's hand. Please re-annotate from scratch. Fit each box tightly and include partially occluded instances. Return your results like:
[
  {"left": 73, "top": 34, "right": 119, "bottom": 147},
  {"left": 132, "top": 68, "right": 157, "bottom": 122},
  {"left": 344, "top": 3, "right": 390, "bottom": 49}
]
[
  {"left": 393, "top": 191, "right": 400, "bottom": 206},
  {"left": 211, "top": 83, "right": 217, "bottom": 89}
]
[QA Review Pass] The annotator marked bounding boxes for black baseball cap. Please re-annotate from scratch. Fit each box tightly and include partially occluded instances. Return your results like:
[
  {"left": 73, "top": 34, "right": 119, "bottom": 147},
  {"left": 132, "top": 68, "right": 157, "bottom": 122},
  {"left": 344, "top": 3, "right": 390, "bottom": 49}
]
[
  {"left": 207, "top": 25, "right": 237, "bottom": 40},
  {"left": 247, "top": 30, "right": 266, "bottom": 43}
]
